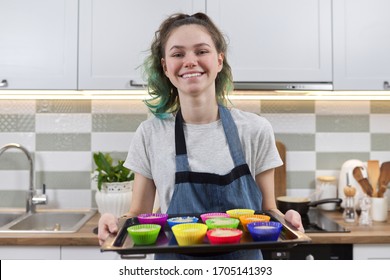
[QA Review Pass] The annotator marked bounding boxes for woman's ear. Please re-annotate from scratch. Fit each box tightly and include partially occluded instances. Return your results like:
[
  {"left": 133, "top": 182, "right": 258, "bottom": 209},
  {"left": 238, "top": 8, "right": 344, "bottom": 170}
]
[
  {"left": 161, "top": 58, "right": 167, "bottom": 74},
  {"left": 217, "top": 53, "right": 224, "bottom": 72}
]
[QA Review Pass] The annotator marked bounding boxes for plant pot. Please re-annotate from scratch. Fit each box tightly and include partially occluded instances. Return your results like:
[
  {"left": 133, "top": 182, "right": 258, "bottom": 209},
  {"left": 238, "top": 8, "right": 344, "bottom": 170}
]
[{"left": 95, "top": 181, "right": 133, "bottom": 218}]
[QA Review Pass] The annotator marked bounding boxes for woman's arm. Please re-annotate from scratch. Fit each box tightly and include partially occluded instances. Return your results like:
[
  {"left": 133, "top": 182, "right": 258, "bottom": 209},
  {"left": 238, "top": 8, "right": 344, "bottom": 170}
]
[
  {"left": 98, "top": 172, "right": 156, "bottom": 245},
  {"left": 256, "top": 169, "right": 304, "bottom": 232}
]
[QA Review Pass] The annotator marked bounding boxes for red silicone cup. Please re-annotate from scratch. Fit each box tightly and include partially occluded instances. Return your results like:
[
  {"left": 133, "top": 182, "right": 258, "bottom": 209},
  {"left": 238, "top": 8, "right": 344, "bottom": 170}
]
[
  {"left": 207, "top": 228, "right": 243, "bottom": 244},
  {"left": 137, "top": 213, "right": 168, "bottom": 227}
]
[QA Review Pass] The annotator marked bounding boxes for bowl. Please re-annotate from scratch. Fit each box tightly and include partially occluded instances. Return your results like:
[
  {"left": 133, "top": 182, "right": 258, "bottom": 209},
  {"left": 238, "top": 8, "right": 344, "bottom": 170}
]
[
  {"left": 239, "top": 214, "right": 271, "bottom": 232},
  {"left": 137, "top": 213, "right": 168, "bottom": 227},
  {"left": 226, "top": 208, "right": 255, "bottom": 219},
  {"left": 205, "top": 217, "right": 239, "bottom": 229},
  {"left": 127, "top": 224, "right": 161, "bottom": 245},
  {"left": 200, "top": 212, "right": 230, "bottom": 223},
  {"left": 167, "top": 216, "right": 198, "bottom": 228},
  {"left": 207, "top": 228, "right": 243, "bottom": 244},
  {"left": 171, "top": 223, "right": 208, "bottom": 246},
  {"left": 247, "top": 221, "right": 283, "bottom": 242}
]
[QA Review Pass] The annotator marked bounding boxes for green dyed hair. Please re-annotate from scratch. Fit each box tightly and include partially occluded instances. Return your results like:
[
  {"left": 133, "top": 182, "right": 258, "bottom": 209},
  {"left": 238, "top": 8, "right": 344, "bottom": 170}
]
[{"left": 142, "top": 13, "right": 234, "bottom": 119}]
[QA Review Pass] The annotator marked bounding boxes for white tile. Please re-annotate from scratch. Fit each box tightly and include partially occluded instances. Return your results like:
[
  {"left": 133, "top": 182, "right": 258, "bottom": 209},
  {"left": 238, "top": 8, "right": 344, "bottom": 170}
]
[
  {"left": 35, "top": 114, "right": 92, "bottom": 133},
  {"left": 231, "top": 100, "right": 261, "bottom": 114},
  {"left": 262, "top": 114, "right": 315, "bottom": 133},
  {"left": 92, "top": 100, "right": 148, "bottom": 114},
  {"left": 286, "top": 151, "right": 316, "bottom": 171},
  {"left": 316, "top": 133, "right": 370, "bottom": 152},
  {"left": 0, "top": 100, "right": 36, "bottom": 114},
  {"left": 0, "top": 133, "right": 35, "bottom": 151},
  {"left": 91, "top": 132, "right": 134, "bottom": 152},
  {"left": 35, "top": 152, "right": 91, "bottom": 171},
  {"left": 40, "top": 189, "right": 92, "bottom": 209},
  {"left": 370, "top": 114, "right": 390, "bottom": 133},
  {"left": 315, "top": 100, "right": 370, "bottom": 115},
  {"left": 370, "top": 152, "right": 390, "bottom": 163}
]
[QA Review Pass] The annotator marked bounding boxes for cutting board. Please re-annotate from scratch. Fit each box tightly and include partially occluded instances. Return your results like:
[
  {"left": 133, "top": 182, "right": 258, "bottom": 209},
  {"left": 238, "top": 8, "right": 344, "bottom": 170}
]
[{"left": 275, "top": 141, "right": 287, "bottom": 199}]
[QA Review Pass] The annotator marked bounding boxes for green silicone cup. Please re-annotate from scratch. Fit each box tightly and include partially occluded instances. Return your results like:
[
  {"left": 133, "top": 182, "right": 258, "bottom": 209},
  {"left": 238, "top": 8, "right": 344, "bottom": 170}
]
[{"left": 127, "top": 224, "right": 161, "bottom": 245}]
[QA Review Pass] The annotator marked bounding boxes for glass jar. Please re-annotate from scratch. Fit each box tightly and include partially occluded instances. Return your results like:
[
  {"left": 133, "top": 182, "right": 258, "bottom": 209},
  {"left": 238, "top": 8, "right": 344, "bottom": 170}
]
[{"left": 343, "top": 196, "right": 357, "bottom": 223}]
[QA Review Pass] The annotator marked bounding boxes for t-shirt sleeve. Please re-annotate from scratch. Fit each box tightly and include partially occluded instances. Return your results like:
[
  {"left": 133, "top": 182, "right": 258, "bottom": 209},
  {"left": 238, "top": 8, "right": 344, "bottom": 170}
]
[{"left": 123, "top": 123, "right": 153, "bottom": 179}]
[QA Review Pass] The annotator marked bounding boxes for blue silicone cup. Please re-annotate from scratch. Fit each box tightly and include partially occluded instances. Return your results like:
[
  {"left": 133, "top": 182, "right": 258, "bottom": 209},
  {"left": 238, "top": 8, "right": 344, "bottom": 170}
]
[
  {"left": 167, "top": 216, "right": 199, "bottom": 228},
  {"left": 247, "top": 221, "right": 283, "bottom": 242}
]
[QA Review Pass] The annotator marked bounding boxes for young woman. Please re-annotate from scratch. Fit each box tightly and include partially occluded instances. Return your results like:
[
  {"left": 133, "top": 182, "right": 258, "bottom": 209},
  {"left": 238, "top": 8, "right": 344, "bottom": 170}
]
[{"left": 98, "top": 12, "right": 303, "bottom": 259}]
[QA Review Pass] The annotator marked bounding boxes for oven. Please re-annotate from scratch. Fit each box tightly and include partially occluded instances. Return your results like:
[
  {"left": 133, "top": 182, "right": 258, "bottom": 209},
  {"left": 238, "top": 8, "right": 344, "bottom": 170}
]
[{"left": 262, "top": 209, "right": 353, "bottom": 260}]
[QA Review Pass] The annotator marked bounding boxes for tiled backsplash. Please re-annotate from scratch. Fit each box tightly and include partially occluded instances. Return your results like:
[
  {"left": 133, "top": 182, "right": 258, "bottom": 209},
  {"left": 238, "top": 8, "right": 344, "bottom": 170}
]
[{"left": 0, "top": 99, "right": 389, "bottom": 209}]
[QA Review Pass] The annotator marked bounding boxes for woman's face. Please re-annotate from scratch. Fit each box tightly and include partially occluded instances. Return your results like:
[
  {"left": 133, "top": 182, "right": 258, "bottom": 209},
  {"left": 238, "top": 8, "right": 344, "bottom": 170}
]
[{"left": 161, "top": 24, "right": 223, "bottom": 97}]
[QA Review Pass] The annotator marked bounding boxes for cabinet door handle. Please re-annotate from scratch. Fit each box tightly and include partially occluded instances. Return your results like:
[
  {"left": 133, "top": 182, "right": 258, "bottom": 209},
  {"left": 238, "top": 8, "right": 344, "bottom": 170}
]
[
  {"left": 129, "top": 80, "right": 147, "bottom": 88},
  {"left": 384, "top": 81, "right": 390, "bottom": 90},
  {"left": 0, "top": 79, "right": 8, "bottom": 87}
]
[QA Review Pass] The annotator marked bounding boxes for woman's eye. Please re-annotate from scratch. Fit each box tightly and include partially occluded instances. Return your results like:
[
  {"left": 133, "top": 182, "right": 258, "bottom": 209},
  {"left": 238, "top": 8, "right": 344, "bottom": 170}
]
[
  {"left": 197, "top": 49, "right": 209, "bottom": 55},
  {"left": 171, "top": 53, "right": 183, "bottom": 58}
]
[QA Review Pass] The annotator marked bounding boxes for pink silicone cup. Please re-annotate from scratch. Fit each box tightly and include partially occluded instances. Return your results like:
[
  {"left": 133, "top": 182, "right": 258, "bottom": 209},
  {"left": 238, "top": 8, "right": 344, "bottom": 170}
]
[{"left": 200, "top": 212, "right": 230, "bottom": 223}]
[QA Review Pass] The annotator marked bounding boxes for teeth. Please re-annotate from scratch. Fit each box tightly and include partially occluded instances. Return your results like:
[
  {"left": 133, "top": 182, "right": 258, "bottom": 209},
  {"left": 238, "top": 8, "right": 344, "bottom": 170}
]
[{"left": 182, "top": 73, "right": 202, "bottom": 79}]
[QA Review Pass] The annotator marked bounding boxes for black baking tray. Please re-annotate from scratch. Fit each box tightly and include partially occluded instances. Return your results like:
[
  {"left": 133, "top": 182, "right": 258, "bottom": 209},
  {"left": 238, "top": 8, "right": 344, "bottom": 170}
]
[{"left": 100, "top": 210, "right": 311, "bottom": 256}]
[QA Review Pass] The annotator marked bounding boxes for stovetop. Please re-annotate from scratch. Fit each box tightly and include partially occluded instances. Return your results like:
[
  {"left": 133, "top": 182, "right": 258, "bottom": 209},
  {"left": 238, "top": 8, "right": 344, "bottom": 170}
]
[{"left": 302, "top": 209, "right": 350, "bottom": 233}]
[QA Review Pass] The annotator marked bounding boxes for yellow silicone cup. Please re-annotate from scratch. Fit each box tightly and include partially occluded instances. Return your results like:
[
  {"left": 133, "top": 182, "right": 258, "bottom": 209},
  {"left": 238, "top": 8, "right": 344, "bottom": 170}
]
[
  {"left": 226, "top": 209, "right": 255, "bottom": 219},
  {"left": 171, "top": 223, "right": 208, "bottom": 246}
]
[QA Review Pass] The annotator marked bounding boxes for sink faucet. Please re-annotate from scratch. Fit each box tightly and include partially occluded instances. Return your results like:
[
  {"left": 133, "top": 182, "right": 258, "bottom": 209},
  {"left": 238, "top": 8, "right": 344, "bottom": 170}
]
[{"left": 0, "top": 143, "right": 47, "bottom": 213}]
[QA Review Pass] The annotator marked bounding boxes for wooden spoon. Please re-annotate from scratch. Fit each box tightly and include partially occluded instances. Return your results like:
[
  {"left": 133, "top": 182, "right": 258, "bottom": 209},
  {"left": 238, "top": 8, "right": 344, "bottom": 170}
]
[
  {"left": 367, "top": 160, "right": 380, "bottom": 197},
  {"left": 352, "top": 166, "right": 373, "bottom": 196},
  {"left": 378, "top": 162, "right": 390, "bottom": 197}
]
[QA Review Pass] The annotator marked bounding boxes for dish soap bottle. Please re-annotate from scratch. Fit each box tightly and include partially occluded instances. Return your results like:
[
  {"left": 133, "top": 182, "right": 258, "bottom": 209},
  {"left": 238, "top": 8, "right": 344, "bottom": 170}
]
[{"left": 343, "top": 186, "right": 357, "bottom": 223}]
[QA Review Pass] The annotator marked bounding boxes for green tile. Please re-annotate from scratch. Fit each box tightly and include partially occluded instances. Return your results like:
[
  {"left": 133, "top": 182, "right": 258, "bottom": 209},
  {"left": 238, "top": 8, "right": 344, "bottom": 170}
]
[
  {"left": 0, "top": 190, "right": 26, "bottom": 207},
  {"left": 36, "top": 133, "right": 91, "bottom": 151},
  {"left": 0, "top": 114, "right": 35, "bottom": 132},
  {"left": 92, "top": 113, "right": 147, "bottom": 132},
  {"left": 275, "top": 134, "right": 315, "bottom": 151},
  {"left": 35, "top": 171, "right": 91, "bottom": 189},
  {"left": 317, "top": 152, "right": 370, "bottom": 170},
  {"left": 0, "top": 153, "right": 34, "bottom": 170},
  {"left": 287, "top": 171, "right": 316, "bottom": 189},
  {"left": 316, "top": 115, "right": 369, "bottom": 132},
  {"left": 371, "top": 134, "right": 390, "bottom": 151},
  {"left": 261, "top": 100, "right": 315, "bottom": 113},
  {"left": 371, "top": 101, "right": 390, "bottom": 113},
  {"left": 36, "top": 100, "right": 91, "bottom": 113}
]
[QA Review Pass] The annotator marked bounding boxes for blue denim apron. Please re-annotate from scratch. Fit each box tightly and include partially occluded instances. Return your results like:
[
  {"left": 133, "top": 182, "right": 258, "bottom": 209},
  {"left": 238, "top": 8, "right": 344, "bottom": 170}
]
[{"left": 155, "top": 105, "right": 263, "bottom": 260}]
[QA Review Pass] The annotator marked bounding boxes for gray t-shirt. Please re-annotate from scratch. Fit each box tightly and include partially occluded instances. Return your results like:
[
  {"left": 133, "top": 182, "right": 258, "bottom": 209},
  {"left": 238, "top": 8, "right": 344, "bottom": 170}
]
[{"left": 124, "top": 107, "right": 282, "bottom": 213}]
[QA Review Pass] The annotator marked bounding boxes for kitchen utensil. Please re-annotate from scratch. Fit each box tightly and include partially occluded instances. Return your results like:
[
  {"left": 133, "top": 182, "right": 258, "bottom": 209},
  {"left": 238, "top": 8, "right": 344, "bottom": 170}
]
[
  {"left": 137, "top": 213, "right": 168, "bottom": 227},
  {"left": 127, "top": 224, "right": 161, "bottom": 245},
  {"left": 205, "top": 217, "right": 239, "bottom": 229},
  {"left": 276, "top": 196, "right": 342, "bottom": 215},
  {"left": 378, "top": 162, "right": 390, "bottom": 198},
  {"left": 338, "top": 159, "right": 366, "bottom": 209},
  {"left": 167, "top": 216, "right": 198, "bottom": 228},
  {"left": 239, "top": 214, "right": 271, "bottom": 232},
  {"left": 343, "top": 186, "right": 357, "bottom": 223},
  {"left": 367, "top": 160, "right": 380, "bottom": 197},
  {"left": 171, "top": 223, "right": 208, "bottom": 246},
  {"left": 200, "top": 212, "right": 230, "bottom": 223},
  {"left": 352, "top": 166, "right": 373, "bottom": 197},
  {"left": 226, "top": 209, "right": 255, "bottom": 219}
]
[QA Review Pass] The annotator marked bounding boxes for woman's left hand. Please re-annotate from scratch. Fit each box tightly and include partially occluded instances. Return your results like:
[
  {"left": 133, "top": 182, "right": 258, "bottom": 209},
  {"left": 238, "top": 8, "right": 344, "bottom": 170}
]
[{"left": 284, "top": 209, "right": 304, "bottom": 232}]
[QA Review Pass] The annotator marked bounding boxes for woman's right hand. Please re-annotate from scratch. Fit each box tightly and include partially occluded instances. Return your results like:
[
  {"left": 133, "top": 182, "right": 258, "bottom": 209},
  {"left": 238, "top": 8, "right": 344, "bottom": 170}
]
[{"left": 98, "top": 213, "right": 118, "bottom": 245}]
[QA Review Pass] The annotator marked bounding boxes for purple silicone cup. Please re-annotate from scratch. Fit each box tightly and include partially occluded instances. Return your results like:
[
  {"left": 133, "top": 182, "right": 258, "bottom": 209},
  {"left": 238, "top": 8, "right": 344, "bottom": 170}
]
[{"left": 137, "top": 213, "right": 168, "bottom": 227}]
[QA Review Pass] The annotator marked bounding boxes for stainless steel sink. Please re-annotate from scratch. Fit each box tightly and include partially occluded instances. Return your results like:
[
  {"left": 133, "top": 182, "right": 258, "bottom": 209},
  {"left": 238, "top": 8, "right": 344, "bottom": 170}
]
[
  {"left": 0, "top": 210, "right": 96, "bottom": 233},
  {"left": 0, "top": 212, "right": 24, "bottom": 227}
]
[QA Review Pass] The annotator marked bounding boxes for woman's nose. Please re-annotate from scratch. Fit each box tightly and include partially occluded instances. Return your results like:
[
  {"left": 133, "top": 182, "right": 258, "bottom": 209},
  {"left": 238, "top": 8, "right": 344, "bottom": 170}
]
[{"left": 183, "top": 53, "right": 197, "bottom": 68}]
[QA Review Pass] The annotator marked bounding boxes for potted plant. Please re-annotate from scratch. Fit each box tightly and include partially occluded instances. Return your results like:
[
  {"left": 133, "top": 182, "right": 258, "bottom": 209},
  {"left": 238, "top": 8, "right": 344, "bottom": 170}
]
[{"left": 93, "top": 152, "right": 135, "bottom": 217}]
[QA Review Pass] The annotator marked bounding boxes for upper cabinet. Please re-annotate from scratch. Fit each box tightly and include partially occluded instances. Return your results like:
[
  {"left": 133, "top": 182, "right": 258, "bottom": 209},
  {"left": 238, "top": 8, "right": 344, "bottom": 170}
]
[
  {"left": 0, "top": 0, "right": 78, "bottom": 90},
  {"left": 207, "top": 0, "right": 332, "bottom": 84},
  {"left": 78, "top": 0, "right": 206, "bottom": 89},
  {"left": 333, "top": 0, "right": 390, "bottom": 90}
]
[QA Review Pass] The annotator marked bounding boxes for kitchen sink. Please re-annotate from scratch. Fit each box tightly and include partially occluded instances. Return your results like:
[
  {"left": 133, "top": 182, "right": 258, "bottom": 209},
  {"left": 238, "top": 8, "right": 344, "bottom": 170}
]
[
  {"left": 0, "top": 209, "right": 96, "bottom": 233},
  {"left": 0, "top": 212, "right": 24, "bottom": 227}
]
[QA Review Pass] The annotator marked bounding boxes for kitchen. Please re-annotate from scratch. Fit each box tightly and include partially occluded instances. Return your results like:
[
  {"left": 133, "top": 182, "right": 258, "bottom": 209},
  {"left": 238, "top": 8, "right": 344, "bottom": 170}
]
[{"left": 1, "top": 0, "right": 390, "bottom": 260}]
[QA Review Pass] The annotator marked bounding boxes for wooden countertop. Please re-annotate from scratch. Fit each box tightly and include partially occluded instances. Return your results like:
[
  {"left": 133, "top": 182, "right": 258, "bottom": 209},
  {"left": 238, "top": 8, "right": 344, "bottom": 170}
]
[{"left": 0, "top": 211, "right": 389, "bottom": 246}]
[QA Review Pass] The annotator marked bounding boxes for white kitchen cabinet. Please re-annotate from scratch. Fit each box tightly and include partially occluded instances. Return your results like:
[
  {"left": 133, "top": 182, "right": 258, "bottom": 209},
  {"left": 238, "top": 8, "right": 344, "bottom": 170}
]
[
  {"left": 0, "top": 246, "right": 61, "bottom": 260},
  {"left": 206, "top": 0, "right": 332, "bottom": 84},
  {"left": 0, "top": 0, "right": 78, "bottom": 90},
  {"left": 333, "top": 0, "right": 390, "bottom": 90},
  {"left": 78, "top": 0, "right": 206, "bottom": 89},
  {"left": 353, "top": 244, "right": 390, "bottom": 259}
]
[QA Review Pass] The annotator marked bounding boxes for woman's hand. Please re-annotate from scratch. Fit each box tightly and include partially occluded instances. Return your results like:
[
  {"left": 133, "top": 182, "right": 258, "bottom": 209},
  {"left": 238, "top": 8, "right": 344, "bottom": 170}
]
[
  {"left": 98, "top": 213, "right": 118, "bottom": 245},
  {"left": 284, "top": 209, "right": 305, "bottom": 232}
]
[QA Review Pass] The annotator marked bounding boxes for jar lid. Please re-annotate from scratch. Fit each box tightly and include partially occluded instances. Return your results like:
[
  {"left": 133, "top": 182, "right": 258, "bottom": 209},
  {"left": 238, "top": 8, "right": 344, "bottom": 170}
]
[{"left": 317, "top": 176, "right": 337, "bottom": 182}]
